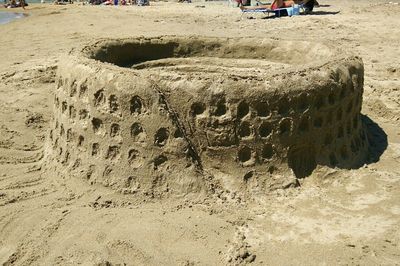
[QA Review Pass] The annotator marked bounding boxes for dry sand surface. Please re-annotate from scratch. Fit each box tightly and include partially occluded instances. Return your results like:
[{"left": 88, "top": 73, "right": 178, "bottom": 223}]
[{"left": 1, "top": 0, "right": 400, "bottom": 265}]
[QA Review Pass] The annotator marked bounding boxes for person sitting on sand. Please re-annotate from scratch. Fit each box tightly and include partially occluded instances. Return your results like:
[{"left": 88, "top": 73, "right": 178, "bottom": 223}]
[
  {"left": 3, "top": 0, "right": 27, "bottom": 8},
  {"left": 53, "top": 0, "right": 66, "bottom": 4},
  {"left": 18, "top": 0, "right": 25, "bottom": 9},
  {"left": 136, "top": 0, "right": 148, "bottom": 6},
  {"left": 240, "top": 0, "right": 315, "bottom": 13},
  {"left": 4, "top": 0, "right": 17, "bottom": 8},
  {"left": 101, "top": 0, "right": 113, "bottom": 5},
  {"left": 235, "top": 0, "right": 250, "bottom": 7}
]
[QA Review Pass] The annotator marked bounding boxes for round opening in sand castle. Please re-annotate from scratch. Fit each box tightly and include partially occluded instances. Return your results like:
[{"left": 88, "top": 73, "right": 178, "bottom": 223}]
[{"left": 47, "top": 36, "right": 368, "bottom": 196}]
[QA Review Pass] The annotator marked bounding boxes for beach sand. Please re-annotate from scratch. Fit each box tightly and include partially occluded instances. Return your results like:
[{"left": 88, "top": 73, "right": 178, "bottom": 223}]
[{"left": 0, "top": 1, "right": 400, "bottom": 264}]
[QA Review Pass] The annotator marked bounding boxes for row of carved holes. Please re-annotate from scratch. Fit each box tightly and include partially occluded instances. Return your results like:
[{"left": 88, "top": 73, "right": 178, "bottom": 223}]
[
  {"left": 57, "top": 77, "right": 148, "bottom": 115},
  {"left": 83, "top": 158, "right": 167, "bottom": 187},
  {"left": 58, "top": 79, "right": 360, "bottom": 119},
  {"left": 54, "top": 130, "right": 169, "bottom": 170},
  {"left": 55, "top": 112, "right": 359, "bottom": 152},
  {"left": 53, "top": 118, "right": 180, "bottom": 150},
  {"left": 56, "top": 98, "right": 89, "bottom": 120},
  {"left": 191, "top": 99, "right": 290, "bottom": 118},
  {"left": 57, "top": 79, "right": 88, "bottom": 98},
  {"left": 55, "top": 143, "right": 167, "bottom": 174},
  {"left": 57, "top": 93, "right": 359, "bottom": 128},
  {"left": 239, "top": 103, "right": 360, "bottom": 139},
  {"left": 55, "top": 113, "right": 357, "bottom": 149},
  {"left": 57, "top": 93, "right": 145, "bottom": 116},
  {"left": 91, "top": 143, "right": 167, "bottom": 169},
  {"left": 190, "top": 92, "right": 359, "bottom": 120},
  {"left": 239, "top": 119, "right": 292, "bottom": 138},
  {"left": 56, "top": 98, "right": 353, "bottom": 137},
  {"left": 238, "top": 144, "right": 274, "bottom": 163},
  {"left": 93, "top": 91, "right": 145, "bottom": 115},
  {"left": 90, "top": 118, "right": 180, "bottom": 144}
]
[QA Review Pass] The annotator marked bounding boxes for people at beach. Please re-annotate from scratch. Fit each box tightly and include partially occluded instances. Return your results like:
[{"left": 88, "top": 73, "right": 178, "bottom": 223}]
[
  {"left": 136, "top": 0, "right": 148, "bottom": 6},
  {"left": 235, "top": 0, "right": 250, "bottom": 7},
  {"left": 101, "top": 0, "right": 113, "bottom": 5},
  {"left": 86, "top": 0, "right": 145, "bottom": 5},
  {"left": 53, "top": 0, "right": 67, "bottom": 4},
  {"left": 3, "top": 0, "right": 27, "bottom": 8},
  {"left": 85, "top": 0, "right": 140, "bottom": 5},
  {"left": 6, "top": 0, "right": 16, "bottom": 8},
  {"left": 240, "top": 0, "right": 316, "bottom": 13}
]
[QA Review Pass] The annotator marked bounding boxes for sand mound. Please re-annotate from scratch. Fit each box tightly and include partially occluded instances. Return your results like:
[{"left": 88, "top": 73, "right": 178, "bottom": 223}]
[{"left": 45, "top": 36, "right": 369, "bottom": 197}]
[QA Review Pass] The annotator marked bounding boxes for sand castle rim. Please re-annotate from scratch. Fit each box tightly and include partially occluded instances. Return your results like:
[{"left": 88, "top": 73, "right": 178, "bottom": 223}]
[{"left": 76, "top": 36, "right": 353, "bottom": 75}]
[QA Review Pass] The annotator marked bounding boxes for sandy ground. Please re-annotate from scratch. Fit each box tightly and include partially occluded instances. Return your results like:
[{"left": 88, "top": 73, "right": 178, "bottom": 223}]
[{"left": 0, "top": 0, "right": 400, "bottom": 265}]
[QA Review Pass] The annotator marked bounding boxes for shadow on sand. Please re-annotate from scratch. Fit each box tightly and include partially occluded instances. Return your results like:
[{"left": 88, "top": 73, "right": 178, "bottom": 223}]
[
  {"left": 307, "top": 10, "right": 340, "bottom": 16},
  {"left": 362, "top": 114, "right": 388, "bottom": 164}
]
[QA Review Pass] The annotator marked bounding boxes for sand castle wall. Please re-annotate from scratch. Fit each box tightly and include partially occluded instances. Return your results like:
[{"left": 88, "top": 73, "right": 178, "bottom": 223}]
[{"left": 45, "top": 37, "right": 369, "bottom": 196}]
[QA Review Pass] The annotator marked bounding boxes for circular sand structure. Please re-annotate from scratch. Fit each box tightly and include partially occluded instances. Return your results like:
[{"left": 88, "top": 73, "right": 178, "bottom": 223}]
[{"left": 46, "top": 36, "right": 368, "bottom": 196}]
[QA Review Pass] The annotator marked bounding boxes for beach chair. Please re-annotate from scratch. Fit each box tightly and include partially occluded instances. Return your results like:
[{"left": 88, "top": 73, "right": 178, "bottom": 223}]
[
  {"left": 240, "top": 7, "right": 273, "bottom": 18},
  {"left": 240, "top": 6, "right": 288, "bottom": 18}
]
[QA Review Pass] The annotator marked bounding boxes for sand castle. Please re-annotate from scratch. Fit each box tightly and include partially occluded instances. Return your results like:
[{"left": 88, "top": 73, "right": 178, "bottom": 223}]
[{"left": 45, "top": 36, "right": 368, "bottom": 196}]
